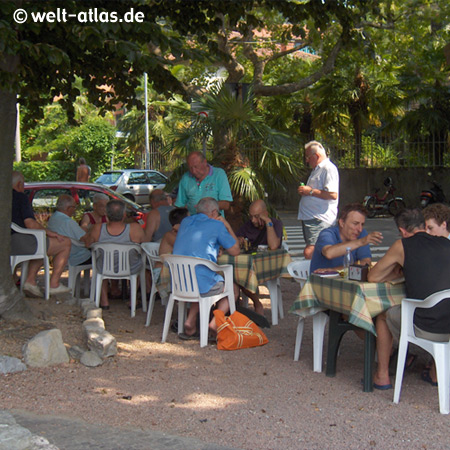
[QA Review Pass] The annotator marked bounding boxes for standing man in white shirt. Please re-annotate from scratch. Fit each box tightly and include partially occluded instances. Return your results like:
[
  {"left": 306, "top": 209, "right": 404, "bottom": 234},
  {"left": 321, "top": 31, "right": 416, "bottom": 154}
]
[{"left": 297, "top": 141, "right": 339, "bottom": 259}]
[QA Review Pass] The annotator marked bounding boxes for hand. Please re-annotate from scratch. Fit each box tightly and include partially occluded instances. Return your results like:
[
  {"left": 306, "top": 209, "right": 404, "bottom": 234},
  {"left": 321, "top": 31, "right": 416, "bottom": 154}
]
[
  {"left": 259, "top": 211, "right": 271, "bottom": 227},
  {"left": 238, "top": 236, "right": 245, "bottom": 247},
  {"left": 362, "top": 231, "right": 383, "bottom": 246},
  {"left": 298, "top": 185, "right": 312, "bottom": 196}
]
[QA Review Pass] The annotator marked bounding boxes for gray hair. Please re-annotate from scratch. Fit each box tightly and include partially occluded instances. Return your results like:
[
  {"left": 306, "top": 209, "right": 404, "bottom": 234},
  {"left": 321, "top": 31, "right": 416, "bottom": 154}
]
[
  {"left": 305, "top": 140, "right": 326, "bottom": 157},
  {"left": 196, "top": 197, "right": 219, "bottom": 215},
  {"left": 56, "top": 194, "right": 76, "bottom": 212},
  {"left": 93, "top": 193, "right": 109, "bottom": 204},
  {"left": 106, "top": 200, "right": 126, "bottom": 222},
  {"left": 12, "top": 171, "right": 24, "bottom": 187}
]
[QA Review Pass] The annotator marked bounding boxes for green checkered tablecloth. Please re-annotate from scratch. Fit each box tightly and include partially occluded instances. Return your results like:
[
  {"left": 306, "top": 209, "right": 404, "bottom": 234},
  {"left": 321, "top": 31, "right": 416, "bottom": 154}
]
[
  {"left": 157, "top": 249, "right": 292, "bottom": 295},
  {"left": 218, "top": 249, "right": 292, "bottom": 293},
  {"left": 289, "top": 274, "right": 406, "bottom": 335}
]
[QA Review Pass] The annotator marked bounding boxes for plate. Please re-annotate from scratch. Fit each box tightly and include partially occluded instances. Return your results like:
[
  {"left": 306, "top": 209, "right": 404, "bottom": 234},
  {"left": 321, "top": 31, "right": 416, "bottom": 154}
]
[{"left": 316, "top": 270, "right": 340, "bottom": 278}]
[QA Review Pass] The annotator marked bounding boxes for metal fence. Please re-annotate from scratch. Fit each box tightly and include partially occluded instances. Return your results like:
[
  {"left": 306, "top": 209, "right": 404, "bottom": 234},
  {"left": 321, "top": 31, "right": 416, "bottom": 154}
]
[{"left": 326, "top": 135, "right": 449, "bottom": 169}]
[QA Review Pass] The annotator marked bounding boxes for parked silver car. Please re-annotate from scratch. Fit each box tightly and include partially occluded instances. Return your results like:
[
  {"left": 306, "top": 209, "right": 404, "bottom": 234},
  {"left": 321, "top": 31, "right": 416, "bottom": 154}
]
[{"left": 95, "top": 169, "right": 168, "bottom": 205}]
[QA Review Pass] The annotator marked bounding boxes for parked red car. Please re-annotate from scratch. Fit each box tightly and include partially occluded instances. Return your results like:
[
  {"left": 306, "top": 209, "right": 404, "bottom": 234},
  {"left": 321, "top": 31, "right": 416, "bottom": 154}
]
[{"left": 24, "top": 182, "right": 147, "bottom": 225}]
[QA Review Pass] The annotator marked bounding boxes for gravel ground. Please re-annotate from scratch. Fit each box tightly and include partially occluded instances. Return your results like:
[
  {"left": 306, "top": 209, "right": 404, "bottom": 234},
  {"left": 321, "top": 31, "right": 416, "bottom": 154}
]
[{"left": 0, "top": 278, "right": 449, "bottom": 450}]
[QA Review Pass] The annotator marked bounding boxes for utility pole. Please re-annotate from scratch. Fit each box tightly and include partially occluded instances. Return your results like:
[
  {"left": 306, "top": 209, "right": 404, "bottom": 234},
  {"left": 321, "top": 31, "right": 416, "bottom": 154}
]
[{"left": 144, "top": 72, "right": 150, "bottom": 169}]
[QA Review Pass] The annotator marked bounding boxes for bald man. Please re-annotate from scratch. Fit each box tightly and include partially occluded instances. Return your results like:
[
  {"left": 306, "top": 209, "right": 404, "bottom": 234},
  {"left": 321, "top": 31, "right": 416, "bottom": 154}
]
[
  {"left": 235, "top": 199, "right": 284, "bottom": 314},
  {"left": 236, "top": 199, "right": 283, "bottom": 251}
]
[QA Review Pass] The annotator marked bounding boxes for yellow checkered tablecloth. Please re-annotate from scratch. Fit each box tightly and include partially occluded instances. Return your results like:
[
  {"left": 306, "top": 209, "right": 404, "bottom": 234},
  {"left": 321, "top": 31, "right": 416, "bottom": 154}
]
[
  {"left": 290, "top": 274, "right": 406, "bottom": 335},
  {"left": 157, "top": 249, "right": 292, "bottom": 295},
  {"left": 218, "top": 249, "right": 292, "bottom": 293}
]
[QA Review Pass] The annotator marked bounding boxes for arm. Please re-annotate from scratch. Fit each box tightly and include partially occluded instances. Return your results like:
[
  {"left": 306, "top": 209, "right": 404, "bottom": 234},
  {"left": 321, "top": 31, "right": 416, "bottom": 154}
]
[
  {"left": 144, "top": 209, "right": 160, "bottom": 242},
  {"left": 83, "top": 223, "right": 102, "bottom": 247},
  {"left": 297, "top": 185, "right": 338, "bottom": 201},
  {"left": 130, "top": 223, "right": 146, "bottom": 244},
  {"left": 215, "top": 215, "right": 240, "bottom": 256},
  {"left": 367, "top": 239, "right": 404, "bottom": 282},
  {"left": 322, "top": 231, "right": 383, "bottom": 260},
  {"left": 218, "top": 200, "right": 230, "bottom": 211},
  {"left": 258, "top": 212, "right": 281, "bottom": 250},
  {"left": 80, "top": 214, "right": 91, "bottom": 232}
]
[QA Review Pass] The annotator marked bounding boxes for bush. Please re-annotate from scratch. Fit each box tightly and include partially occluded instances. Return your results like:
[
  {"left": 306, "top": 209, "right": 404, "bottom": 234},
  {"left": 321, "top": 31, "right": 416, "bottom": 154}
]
[{"left": 13, "top": 161, "right": 76, "bottom": 181}]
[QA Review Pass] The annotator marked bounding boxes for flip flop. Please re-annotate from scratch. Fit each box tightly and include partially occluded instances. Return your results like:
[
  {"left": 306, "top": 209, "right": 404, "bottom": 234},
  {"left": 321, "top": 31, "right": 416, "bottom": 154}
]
[
  {"left": 373, "top": 382, "right": 393, "bottom": 390},
  {"left": 421, "top": 369, "right": 438, "bottom": 387},
  {"left": 178, "top": 332, "right": 200, "bottom": 341}
]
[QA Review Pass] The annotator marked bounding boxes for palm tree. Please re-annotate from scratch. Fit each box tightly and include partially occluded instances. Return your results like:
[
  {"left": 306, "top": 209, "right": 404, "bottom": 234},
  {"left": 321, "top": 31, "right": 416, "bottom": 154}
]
[{"left": 164, "top": 85, "right": 300, "bottom": 225}]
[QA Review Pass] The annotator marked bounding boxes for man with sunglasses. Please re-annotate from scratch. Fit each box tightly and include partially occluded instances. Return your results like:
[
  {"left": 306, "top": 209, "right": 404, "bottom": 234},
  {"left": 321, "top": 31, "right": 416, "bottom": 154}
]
[{"left": 297, "top": 141, "right": 339, "bottom": 260}]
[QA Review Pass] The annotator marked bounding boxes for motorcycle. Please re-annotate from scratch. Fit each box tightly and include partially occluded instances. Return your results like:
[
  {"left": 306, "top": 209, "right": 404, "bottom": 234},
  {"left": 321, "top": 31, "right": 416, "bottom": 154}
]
[
  {"left": 420, "top": 181, "right": 446, "bottom": 208},
  {"left": 363, "top": 177, "right": 406, "bottom": 218}
]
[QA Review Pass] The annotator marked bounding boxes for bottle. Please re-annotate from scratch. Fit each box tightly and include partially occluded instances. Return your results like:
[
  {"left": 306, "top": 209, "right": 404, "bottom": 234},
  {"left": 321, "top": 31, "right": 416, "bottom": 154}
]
[{"left": 343, "top": 247, "right": 354, "bottom": 279}]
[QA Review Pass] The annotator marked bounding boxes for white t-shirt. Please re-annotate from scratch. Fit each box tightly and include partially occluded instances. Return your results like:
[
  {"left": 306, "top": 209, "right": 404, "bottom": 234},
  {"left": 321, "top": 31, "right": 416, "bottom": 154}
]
[{"left": 297, "top": 158, "right": 339, "bottom": 224}]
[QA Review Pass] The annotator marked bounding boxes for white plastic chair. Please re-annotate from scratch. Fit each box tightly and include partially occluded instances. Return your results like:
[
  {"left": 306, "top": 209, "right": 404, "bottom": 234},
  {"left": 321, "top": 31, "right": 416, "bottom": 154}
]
[
  {"left": 161, "top": 255, "right": 235, "bottom": 348},
  {"left": 287, "top": 259, "right": 328, "bottom": 372},
  {"left": 68, "top": 262, "right": 92, "bottom": 299},
  {"left": 393, "top": 289, "right": 450, "bottom": 414},
  {"left": 91, "top": 242, "right": 147, "bottom": 318},
  {"left": 141, "top": 242, "right": 161, "bottom": 327},
  {"left": 10, "top": 223, "right": 50, "bottom": 300}
]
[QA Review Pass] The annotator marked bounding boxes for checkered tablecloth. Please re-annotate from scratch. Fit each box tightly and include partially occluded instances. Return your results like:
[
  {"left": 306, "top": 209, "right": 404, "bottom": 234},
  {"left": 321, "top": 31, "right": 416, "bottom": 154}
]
[
  {"left": 157, "top": 249, "right": 292, "bottom": 295},
  {"left": 218, "top": 249, "right": 292, "bottom": 293},
  {"left": 289, "top": 274, "right": 406, "bottom": 335}
]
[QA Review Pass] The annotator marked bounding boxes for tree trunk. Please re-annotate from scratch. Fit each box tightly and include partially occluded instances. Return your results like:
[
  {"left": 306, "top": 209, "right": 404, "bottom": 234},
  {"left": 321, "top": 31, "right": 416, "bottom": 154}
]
[{"left": 0, "top": 75, "right": 34, "bottom": 321}]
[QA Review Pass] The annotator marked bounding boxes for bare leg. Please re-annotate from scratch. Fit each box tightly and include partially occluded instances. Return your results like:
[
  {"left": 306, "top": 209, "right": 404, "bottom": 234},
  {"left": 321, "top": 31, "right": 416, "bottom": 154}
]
[
  {"left": 25, "top": 259, "right": 44, "bottom": 286},
  {"left": 184, "top": 303, "right": 199, "bottom": 336},
  {"left": 374, "top": 312, "right": 393, "bottom": 386},
  {"left": 100, "top": 280, "right": 109, "bottom": 307},
  {"left": 304, "top": 245, "right": 314, "bottom": 260},
  {"left": 47, "top": 236, "right": 71, "bottom": 288},
  {"left": 209, "top": 297, "right": 229, "bottom": 333},
  {"left": 240, "top": 286, "right": 264, "bottom": 315}
]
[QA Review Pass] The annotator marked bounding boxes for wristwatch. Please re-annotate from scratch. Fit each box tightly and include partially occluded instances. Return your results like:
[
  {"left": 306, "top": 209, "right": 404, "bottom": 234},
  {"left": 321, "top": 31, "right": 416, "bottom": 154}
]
[{"left": 266, "top": 222, "right": 274, "bottom": 227}]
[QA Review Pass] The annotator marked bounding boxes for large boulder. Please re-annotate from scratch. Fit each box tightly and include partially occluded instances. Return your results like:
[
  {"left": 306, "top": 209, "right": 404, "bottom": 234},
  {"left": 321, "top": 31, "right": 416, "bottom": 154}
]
[{"left": 23, "top": 329, "right": 69, "bottom": 368}]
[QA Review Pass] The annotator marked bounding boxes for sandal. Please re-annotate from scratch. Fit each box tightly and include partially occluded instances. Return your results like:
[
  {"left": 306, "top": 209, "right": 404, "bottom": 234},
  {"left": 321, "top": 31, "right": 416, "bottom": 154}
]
[
  {"left": 178, "top": 331, "right": 200, "bottom": 341},
  {"left": 421, "top": 368, "right": 438, "bottom": 387}
]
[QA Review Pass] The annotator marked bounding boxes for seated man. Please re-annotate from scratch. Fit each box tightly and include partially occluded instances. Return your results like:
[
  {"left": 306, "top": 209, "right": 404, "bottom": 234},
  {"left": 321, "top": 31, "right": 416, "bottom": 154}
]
[
  {"left": 11, "top": 171, "right": 71, "bottom": 297},
  {"left": 47, "top": 195, "right": 91, "bottom": 267},
  {"left": 235, "top": 199, "right": 283, "bottom": 314},
  {"left": 84, "top": 200, "right": 146, "bottom": 309},
  {"left": 423, "top": 203, "right": 450, "bottom": 239},
  {"left": 310, "top": 203, "right": 383, "bottom": 273},
  {"left": 368, "top": 209, "right": 450, "bottom": 389},
  {"left": 144, "top": 189, "right": 174, "bottom": 242},
  {"left": 173, "top": 197, "right": 240, "bottom": 339}
]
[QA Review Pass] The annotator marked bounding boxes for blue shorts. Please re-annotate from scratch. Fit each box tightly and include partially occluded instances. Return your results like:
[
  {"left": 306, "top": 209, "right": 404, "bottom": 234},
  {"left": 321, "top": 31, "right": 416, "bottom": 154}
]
[{"left": 301, "top": 219, "right": 330, "bottom": 246}]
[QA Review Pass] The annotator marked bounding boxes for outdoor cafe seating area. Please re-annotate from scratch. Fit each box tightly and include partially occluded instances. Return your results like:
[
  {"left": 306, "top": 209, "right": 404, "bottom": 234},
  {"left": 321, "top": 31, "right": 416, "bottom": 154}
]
[{"left": 10, "top": 223, "right": 450, "bottom": 415}]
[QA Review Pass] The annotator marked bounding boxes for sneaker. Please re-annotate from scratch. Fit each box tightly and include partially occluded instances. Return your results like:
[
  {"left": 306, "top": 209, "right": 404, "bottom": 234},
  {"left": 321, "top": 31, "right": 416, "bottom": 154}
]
[
  {"left": 23, "top": 282, "right": 44, "bottom": 298},
  {"left": 49, "top": 284, "right": 71, "bottom": 295}
]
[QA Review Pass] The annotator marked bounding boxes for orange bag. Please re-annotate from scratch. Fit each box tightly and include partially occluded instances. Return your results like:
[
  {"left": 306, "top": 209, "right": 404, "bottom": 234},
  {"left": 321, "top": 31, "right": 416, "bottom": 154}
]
[{"left": 214, "top": 310, "right": 269, "bottom": 350}]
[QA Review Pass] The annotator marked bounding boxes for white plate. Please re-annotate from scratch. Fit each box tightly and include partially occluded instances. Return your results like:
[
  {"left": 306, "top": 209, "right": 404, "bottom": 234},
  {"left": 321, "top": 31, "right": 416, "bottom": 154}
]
[{"left": 317, "top": 272, "right": 340, "bottom": 278}]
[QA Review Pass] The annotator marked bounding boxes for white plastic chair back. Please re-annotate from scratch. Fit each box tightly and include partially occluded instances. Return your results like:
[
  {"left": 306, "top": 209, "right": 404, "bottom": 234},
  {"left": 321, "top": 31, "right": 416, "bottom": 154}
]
[
  {"left": 141, "top": 242, "right": 161, "bottom": 326},
  {"left": 10, "top": 223, "right": 50, "bottom": 300},
  {"left": 393, "top": 289, "right": 450, "bottom": 414},
  {"left": 288, "top": 259, "right": 327, "bottom": 372},
  {"left": 91, "top": 242, "right": 146, "bottom": 318},
  {"left": 287, "top": 259, "right": 311, "bottom": 288},
  {"left": 161, "top": 254, "right": 235, "bottom": 348}
]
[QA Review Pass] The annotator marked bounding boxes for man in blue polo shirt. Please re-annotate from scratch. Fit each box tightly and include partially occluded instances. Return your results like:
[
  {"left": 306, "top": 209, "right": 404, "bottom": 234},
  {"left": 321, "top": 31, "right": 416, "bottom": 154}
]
[
  {"left": 310, "top": 203, "right": 383, "bottom": 273},
  {"left": 175, "top": 151, "right": 233, "bottom": 215},
  {"left": 173, "top": 197, "right": 240, "bottom": 339}
]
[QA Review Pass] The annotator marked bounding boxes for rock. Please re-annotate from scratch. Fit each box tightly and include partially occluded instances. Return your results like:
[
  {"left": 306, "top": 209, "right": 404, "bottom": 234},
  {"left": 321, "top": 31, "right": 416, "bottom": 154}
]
[
  {"left": 86, "top": 330, "right": 117, "bottom": 358},
  {"left": 0, "top": 410, "right": 58, "bottom": 450},
  {"left": 0, "top": 356, "right": 27, "bottom": 374},
  {"left": 67, "top": 345, "right": 85, "bottom": 361},
  {"left": 23, "top": 329, "right": 69, "bottom": 368},
  {"left": 86, "top": 309, "right": 102, "bottom": 320},
  {"left": 82, "top": 317, "right": 105, "bottom": 331},
  {"left": 79, "top": 299, "right": 97, "bottom": 316},
  {"left": 80, "top": 350, "right": 103, "bottom": 367}
]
